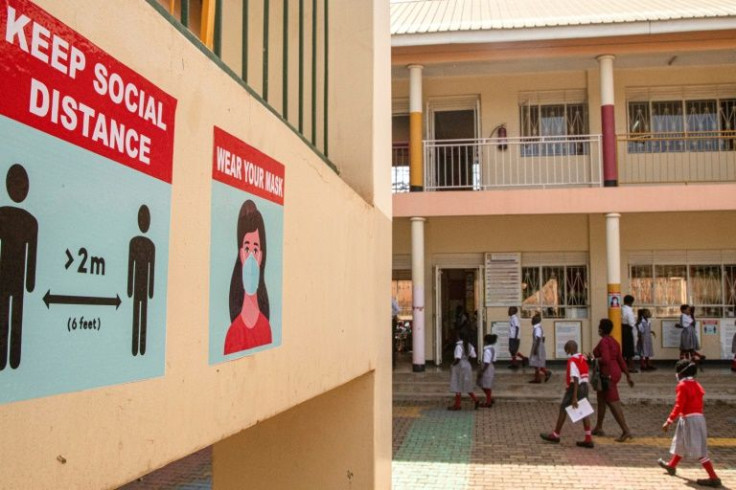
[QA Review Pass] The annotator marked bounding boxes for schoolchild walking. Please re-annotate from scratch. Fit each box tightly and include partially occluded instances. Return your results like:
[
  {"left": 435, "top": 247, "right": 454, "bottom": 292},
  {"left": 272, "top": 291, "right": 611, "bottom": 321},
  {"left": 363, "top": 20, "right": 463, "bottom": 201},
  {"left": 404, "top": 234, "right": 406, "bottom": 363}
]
[
  {"left": 507, "top": 306, "right": 528, "bottom": 369},
  {"left": 477, "top": 334, "right": 497, "bottom": 407},
  {"left": 448, "top": 331, "right": 480, "bottom": 410},
  {"left": 528, "top": 314, "right": 551, "bottom": 384},
  {"left": 637, "top": 308, "right": 656, "bottom": 371},
  {"left": 540, "top": 340, "right": 594, "bottom": 448},
  {"left": 657, "top": 359, "right": 721, "bottom": 488},
  {"left": 678, "top": 304, "right": 704, "bottom": 363}
]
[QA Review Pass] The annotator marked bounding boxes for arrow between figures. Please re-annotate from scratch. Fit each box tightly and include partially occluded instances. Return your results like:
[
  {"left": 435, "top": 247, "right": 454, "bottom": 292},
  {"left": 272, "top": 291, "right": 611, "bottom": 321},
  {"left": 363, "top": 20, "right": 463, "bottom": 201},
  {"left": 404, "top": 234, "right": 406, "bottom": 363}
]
[{"left": 43, "top": 290, "right": 122, "bottom": 309}]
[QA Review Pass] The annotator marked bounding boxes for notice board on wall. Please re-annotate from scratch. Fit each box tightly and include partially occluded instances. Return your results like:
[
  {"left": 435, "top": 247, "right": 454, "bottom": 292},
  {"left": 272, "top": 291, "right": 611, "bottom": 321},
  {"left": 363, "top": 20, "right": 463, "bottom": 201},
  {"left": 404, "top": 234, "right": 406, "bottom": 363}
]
[
  {"left": 484, "top": 253, "right": 521, "bottom": 307},
  {"left": 555, "top": 321, "right": 582, "bottom": 358}
]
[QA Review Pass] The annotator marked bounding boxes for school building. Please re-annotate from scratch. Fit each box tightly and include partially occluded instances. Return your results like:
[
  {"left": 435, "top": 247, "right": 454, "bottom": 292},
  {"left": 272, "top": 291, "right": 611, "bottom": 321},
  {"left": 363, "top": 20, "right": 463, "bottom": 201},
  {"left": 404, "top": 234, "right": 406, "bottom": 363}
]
[
  {"left": 390, "top": 0, "right": 736, "bottom": 369},
  {"left": 0, "top": 1, "right": 392, "bottom": 489}
]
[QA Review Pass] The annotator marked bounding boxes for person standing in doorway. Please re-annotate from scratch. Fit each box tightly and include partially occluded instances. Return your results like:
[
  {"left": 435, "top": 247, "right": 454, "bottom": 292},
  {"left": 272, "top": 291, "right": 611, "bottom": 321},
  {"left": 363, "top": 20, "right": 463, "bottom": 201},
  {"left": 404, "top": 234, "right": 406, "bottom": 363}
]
[{"left": 621, "top": 295, "right": 638, "bottom": 373}]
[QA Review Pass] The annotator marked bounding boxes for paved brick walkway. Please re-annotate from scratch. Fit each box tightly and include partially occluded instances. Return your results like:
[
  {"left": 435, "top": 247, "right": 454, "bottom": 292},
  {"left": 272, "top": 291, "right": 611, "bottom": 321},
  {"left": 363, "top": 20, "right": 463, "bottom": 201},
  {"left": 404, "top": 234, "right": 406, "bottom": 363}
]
[
  {"left": 118, "top": 365, "right": 736, "bottom": 489},
  {"left": 393, "top": 399, "right": 736, "bottom": 490}
]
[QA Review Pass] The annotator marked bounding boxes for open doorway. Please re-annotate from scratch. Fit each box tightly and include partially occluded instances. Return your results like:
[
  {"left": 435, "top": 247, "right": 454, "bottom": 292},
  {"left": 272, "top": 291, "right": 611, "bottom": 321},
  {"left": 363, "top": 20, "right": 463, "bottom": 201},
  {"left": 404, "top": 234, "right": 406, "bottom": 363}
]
[{"left": 436, "top": 268, "right": 482, "bottom": 365}]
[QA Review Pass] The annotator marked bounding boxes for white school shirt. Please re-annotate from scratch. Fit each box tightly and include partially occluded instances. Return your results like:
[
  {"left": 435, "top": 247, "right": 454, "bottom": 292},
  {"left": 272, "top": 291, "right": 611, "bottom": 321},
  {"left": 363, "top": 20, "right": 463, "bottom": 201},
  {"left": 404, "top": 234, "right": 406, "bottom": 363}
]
[
  {"left": 622, "top": 304, "right": 636, "bottom": 325},
  {"left": 533, "top": 324, "right": 543, "bottom": 339},
  {"left": 509, "top": 314, "right": 520, "bottom": 339},
  {"left": 482, "top": 345, "right": 497, "bottom": 364},
  {"left": 454, "top": 341, "right": 477, "bottom": 360},
  {"left": 680, "top": 313, "right": 694, "bottom": 329},
  {"left": 568, "top": 353, "right": 588, "bottom": 385},
  {"left": 637, "top": 318, "right": 651, "bottom": 334}
]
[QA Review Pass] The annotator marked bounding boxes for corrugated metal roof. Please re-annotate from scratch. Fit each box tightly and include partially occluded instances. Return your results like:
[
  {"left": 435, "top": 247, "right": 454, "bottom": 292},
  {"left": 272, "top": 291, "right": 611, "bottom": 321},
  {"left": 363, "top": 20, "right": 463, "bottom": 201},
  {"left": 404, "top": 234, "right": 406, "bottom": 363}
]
[{"left": 391, "top": 0, "right": 736, "bottom": 35}]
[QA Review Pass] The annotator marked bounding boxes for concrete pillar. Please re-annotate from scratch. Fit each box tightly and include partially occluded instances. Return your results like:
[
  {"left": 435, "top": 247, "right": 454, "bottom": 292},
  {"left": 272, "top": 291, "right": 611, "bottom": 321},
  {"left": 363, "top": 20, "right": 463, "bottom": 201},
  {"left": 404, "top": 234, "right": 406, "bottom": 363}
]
[
  {"left": 411, "top": 217, "right": 426, "bottom": 372},
  {"left": 597, "top": 55, "right": 617, "bottom": 187},
  {"left": 408, "top": 64, "right": 424, "bottom": 192},
  {"left": 606, "top": 213, "right": 622, "bottom": 345}
]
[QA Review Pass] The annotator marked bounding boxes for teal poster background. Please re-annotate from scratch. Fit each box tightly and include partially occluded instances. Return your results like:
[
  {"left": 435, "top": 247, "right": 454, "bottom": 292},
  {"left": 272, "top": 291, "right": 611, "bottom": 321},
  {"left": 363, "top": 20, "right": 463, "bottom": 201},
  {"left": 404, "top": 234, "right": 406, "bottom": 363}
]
[
  {"left": 0, "top": 116, "right": 170, "bottom": 404},
  {"left": 209, "top": 181, "right": 284, "bottom": 363}
]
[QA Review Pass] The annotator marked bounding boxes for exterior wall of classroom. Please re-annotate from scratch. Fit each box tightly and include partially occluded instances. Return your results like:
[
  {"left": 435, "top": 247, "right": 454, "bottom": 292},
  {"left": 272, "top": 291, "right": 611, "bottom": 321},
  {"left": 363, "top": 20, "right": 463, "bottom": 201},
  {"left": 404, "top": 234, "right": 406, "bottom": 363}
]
[
  {"left": 0, "top": 1, "right": 392, "bottom": 489},
  {"left": 391, "top": 64, "right": 736, "bottom": 137},
  {"left": 393, "top": 211, "right": 736, "bottom": 362}
]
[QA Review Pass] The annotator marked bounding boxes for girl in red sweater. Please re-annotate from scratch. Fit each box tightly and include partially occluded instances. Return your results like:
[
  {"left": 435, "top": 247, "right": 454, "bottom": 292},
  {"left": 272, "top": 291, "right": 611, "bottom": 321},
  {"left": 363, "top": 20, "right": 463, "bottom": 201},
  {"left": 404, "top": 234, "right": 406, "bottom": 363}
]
[{"left": 658, "top": 359, "right": 721, "bottom": 488}]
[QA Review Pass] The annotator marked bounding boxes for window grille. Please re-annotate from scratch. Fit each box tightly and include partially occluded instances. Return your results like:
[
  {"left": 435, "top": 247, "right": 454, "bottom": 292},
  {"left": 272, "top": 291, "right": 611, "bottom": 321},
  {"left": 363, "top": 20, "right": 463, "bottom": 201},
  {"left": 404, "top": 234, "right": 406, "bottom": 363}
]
[{"left": 521, "top": 264, "right": 588, "bottom": 318}]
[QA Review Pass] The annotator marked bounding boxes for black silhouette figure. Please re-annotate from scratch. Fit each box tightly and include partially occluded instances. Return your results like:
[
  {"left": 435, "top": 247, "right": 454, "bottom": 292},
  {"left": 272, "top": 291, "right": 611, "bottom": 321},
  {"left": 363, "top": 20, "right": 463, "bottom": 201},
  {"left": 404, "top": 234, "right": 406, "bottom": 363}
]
[
  {"left": 127, "top": 205, "right": 155, "bottom": 356},
  {"left": 0, "top": 164, "right": 38, "bottom": 370}
]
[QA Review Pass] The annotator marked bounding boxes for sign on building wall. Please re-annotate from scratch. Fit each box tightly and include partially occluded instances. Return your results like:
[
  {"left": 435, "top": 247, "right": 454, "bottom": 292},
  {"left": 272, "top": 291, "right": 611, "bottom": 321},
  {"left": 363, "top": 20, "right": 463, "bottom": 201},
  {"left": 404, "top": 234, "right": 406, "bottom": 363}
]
[
  {"left": 0, "top": 0, "right": 176, "bottom": 403},
  {"left": 720, "top": 319, "right": 736, "bottom": 360},
  {"left": 484, "top": 253, "right": 521, "bottom": 306},
  {"left": 489, "top": 321, "right": 511, "bottom": 360},
  {"left": 554, "top": 321, "right": 582, "bottom": 358},
  {"left": 662, "top": 319, "right": 702, "bottom": 349},
  {"left": 209, "top": 127, "right": 284, "bottom": 363}
]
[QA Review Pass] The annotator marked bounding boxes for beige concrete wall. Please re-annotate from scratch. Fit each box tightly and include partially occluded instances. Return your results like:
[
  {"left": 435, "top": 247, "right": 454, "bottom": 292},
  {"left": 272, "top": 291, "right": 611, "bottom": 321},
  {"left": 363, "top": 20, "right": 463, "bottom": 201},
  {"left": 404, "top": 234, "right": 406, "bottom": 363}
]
[
  {"left": 394, "top": 211, "right": 736, "bottom": 362},
  {"left": 0, "top": 1, "right": 391, "bottom": 489},
  {"left": 214, "top": 372, "right": 376, "bottom": 490}
]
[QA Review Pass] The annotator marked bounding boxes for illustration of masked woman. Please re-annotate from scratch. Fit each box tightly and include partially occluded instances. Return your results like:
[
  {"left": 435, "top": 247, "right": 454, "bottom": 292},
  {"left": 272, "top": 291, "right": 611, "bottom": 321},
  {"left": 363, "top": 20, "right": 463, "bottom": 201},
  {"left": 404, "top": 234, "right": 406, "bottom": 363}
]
[{"left": 224, "top": 200, "right": 272, "bottom": 354}]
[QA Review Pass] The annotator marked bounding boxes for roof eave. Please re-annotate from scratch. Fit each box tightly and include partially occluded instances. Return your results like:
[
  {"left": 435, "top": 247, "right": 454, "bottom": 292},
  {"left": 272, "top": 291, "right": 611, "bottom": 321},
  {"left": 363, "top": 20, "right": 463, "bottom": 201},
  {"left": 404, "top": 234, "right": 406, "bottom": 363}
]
[{"left": 391, "top": 17, "right": 736, "bottom": 47}]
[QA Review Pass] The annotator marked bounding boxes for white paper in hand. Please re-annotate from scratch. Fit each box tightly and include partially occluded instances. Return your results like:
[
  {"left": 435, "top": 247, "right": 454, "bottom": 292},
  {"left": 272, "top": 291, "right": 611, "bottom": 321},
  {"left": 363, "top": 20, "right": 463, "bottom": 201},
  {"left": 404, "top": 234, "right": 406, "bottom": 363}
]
[{"left": 565, "top": 397, "right": 594, "bottom": 423}]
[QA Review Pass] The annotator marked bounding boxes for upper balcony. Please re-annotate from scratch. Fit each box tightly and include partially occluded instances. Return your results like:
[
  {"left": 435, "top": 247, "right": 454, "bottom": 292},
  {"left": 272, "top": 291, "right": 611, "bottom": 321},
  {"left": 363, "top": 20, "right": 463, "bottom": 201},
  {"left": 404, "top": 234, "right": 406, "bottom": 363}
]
[{"left": 393, "top": 131, "right": 736, "bottom": 193}]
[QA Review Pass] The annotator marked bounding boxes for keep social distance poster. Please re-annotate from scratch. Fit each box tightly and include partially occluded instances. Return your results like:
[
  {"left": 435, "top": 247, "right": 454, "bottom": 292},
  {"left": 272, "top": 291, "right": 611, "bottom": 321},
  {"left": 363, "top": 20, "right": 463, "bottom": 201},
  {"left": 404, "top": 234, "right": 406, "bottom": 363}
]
[
  {"left": 209, "top": 127, "right": 284, "bottom": 364},
  {"left": 0, "top": 0, "right": 176, "bottom": 404}
]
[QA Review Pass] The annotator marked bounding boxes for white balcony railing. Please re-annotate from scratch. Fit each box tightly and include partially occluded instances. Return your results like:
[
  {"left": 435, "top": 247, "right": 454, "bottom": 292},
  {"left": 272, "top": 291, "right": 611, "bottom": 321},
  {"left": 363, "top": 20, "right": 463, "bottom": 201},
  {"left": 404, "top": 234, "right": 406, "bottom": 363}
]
[
  {"left": 422, "top": 135, "right": 602, "bottom": 191},
  {"left": 392, "top": 142, "right": 410, "bottom": 193},
  {"left": 617, "top": 131, "right": 736, "bottom": 184}
]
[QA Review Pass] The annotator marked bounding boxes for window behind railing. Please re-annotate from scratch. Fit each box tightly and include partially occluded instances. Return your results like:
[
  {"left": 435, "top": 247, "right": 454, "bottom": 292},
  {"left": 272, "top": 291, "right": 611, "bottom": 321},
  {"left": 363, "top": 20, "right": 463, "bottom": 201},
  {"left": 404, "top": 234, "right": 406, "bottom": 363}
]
[
  {"left": 519, "top": 90, "right": 589, "bottom": 157},
  {"left": 626, "top": 85, "right": 736, "bottom": 154},
  {"left": 152, "top": 0, "right": 330, "bottom": 157}
]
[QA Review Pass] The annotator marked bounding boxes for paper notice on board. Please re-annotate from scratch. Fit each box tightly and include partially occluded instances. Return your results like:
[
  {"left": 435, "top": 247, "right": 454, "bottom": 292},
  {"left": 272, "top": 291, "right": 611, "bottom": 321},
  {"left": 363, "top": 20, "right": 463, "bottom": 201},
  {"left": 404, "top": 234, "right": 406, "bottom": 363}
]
[{"left": 565, "top": 397, "right": 594, "bottom": 423}]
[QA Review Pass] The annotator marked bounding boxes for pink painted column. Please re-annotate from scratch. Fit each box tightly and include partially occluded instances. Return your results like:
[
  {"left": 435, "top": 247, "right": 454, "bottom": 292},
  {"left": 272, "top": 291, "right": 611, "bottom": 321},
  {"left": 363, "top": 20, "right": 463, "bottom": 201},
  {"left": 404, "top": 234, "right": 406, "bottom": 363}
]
[{"left": 597, "top": 55, "right": 617, "bottom": 187}]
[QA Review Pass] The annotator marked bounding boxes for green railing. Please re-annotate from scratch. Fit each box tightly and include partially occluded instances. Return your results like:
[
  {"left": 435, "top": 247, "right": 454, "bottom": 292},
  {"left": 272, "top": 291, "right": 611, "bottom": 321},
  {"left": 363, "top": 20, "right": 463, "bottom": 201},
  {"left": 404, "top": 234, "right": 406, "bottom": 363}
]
[{"left": 150, "top": 0, "right": 332, "bottom": 164}]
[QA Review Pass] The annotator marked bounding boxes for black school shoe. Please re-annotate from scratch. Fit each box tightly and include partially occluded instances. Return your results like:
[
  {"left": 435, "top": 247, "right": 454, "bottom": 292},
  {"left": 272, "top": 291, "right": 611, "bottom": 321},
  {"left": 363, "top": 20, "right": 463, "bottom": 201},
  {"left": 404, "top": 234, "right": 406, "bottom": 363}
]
[
  {"left": 540, "top": 433, "right": 560, "bottom": 443},
  {"left": 657, "top": 458, "right": 676, "bottom": 476},
  {"left": 696, "top": 478, "right": 721, "bottom": 488},
  {"left": 575, "top": 440, "right": 594, "bottom": 448}
]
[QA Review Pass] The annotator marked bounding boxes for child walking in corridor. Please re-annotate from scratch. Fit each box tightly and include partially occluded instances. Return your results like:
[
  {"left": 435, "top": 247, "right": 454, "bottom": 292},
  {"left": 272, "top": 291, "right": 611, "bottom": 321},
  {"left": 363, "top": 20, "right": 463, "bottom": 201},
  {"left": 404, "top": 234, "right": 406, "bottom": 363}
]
[
  {"left": 507, "top": 307, "right": 528, "bottom": 369},
  {"left": 658, "top": 359, "right": 721, "bottom": 487},
  {"left": 540, "top": 340, "right": 594, "bottom": 448},
  {"left": 477, "top": 334, "right": 497, "bottom": 407},
  {"left": 637, "top": 308, "right": 656, "bottom": 371},
  {"left": 448, "top": 331, "right": 480, "bottom": 410},
  {"left": 529, "top": 314, "right": 551, "bottom": 383}
]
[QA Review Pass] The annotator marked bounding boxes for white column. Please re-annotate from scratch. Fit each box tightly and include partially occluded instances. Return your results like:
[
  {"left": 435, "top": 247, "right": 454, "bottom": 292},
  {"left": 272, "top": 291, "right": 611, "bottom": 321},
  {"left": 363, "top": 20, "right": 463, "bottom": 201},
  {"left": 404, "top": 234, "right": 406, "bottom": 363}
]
[
  {"left": 411, "top": 217, "right": 426, "bottom": 371},
  {"left": 606, "top": 212, "right": 622, "bottom": 344}
]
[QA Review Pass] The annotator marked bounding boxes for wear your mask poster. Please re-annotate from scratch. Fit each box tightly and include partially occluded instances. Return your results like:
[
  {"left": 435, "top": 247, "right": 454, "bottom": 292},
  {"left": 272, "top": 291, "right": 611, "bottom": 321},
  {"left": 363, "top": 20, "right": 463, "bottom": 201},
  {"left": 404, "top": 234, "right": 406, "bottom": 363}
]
[{"left": 209, "top": 126, "right": 284, "bottom": 364}]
